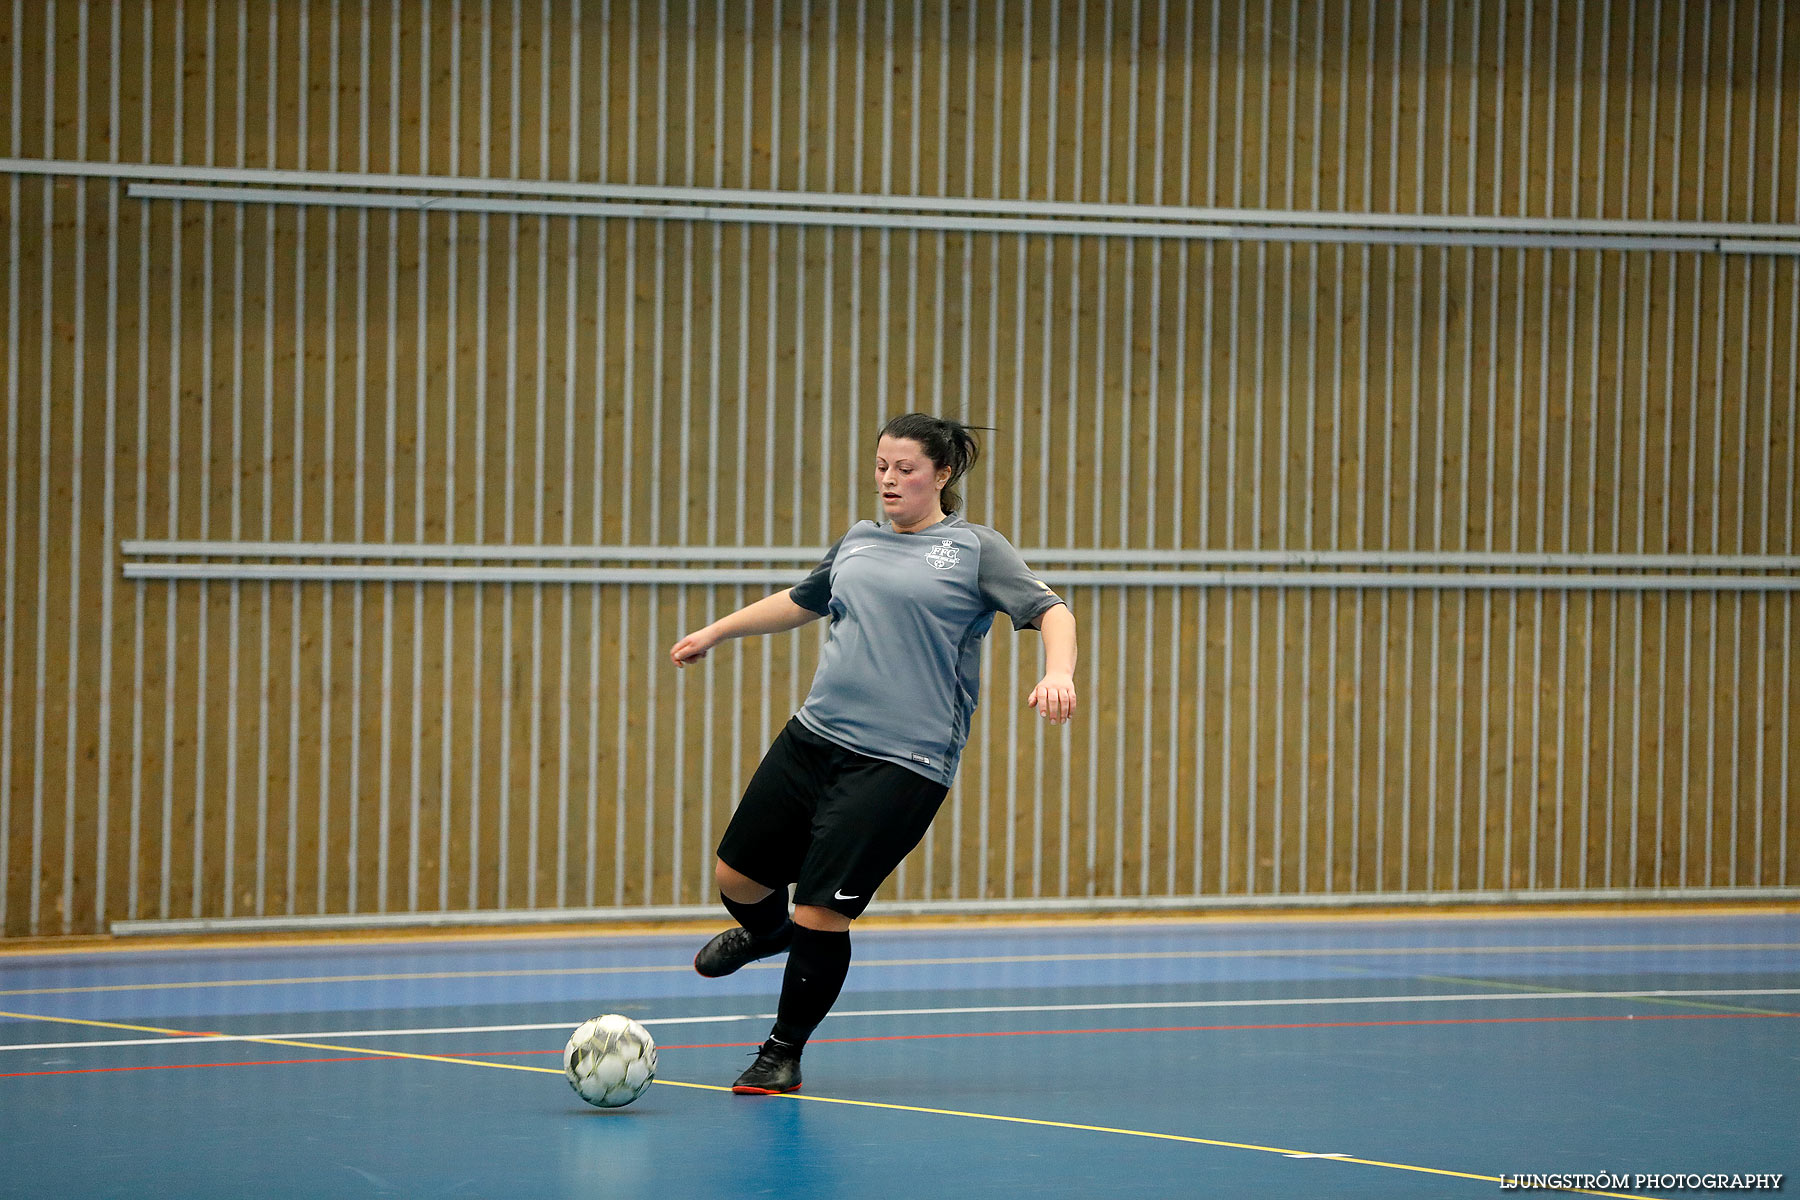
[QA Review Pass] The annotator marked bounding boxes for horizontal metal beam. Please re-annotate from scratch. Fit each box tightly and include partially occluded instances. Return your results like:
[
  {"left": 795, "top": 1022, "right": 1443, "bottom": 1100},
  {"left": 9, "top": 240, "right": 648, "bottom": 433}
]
[
  {"left": 119, "top": 181, "right": 1762, "bottom": 251},
  {"left": 8, "top": 156, "right": 1800, "bottom": 239},
  {"left": 119, "top": 561, "right": 1800, "bottom": 591},
  {"left": 123, "top": 539, "right": 835, "bottom": 563},
  {"left": 121, "top": 539, "right": 1800, "bottom": 572},
  {"left": 122, "top": 562, "right": 824, "bottom": 585},
  {"left": 108, "top": 886, "right": 1800, "bottom": 936},
  {"left": 1721, "top": 238, "right": 1800, "bottom": 254}
]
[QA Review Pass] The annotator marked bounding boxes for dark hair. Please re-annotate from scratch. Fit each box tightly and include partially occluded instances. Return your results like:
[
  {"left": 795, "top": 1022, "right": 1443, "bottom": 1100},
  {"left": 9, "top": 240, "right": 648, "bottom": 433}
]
[{"left": 878, "top": 413, "right": 989, "bottom": 515}]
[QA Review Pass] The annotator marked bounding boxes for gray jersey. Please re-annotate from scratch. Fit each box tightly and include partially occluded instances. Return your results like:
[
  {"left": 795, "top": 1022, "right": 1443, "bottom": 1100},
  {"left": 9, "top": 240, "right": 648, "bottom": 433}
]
[{"left": 788, "top": 514, "right": 1066, "bottom": 785}]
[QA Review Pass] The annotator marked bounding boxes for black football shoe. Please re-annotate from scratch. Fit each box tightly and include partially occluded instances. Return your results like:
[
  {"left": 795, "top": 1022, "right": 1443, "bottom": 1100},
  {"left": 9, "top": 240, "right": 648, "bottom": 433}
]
[
  {"left": 731, "top": 1038, "right": 803, "bottom": 1095},
  {"left": 693, "top": 922, "right": 794, "bottom": 978}
]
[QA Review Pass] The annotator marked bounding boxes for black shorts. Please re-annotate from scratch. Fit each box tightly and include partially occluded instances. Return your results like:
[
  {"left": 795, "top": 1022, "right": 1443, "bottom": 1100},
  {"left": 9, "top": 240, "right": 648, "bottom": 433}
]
[{"left": 717, "top": 717, "right": 949, "bottom": 920}]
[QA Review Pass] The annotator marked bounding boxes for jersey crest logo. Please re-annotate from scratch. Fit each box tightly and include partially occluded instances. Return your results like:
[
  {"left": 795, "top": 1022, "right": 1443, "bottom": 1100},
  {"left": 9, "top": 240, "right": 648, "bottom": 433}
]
[{"left": 925, "top": 539, "right": 960, "bottom": 570}]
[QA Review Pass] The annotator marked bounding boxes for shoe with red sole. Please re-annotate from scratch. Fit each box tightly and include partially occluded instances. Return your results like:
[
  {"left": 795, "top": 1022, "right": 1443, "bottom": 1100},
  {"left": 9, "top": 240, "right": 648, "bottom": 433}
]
[{"left": 731, "top": 1038, "right": 802, "bottom": 1095}]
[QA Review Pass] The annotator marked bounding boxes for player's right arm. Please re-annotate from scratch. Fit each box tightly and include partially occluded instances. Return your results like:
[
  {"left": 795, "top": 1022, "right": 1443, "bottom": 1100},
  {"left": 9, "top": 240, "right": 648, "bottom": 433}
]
[{"left": 669, "top": 589, "right": 822, "bottom": 667}]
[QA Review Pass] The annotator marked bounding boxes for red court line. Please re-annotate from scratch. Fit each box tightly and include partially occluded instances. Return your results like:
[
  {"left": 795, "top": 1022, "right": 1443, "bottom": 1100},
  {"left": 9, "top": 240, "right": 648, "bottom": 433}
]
[
  {"left": 7, "top": 1009, "right": 1793, "bottom": 1079},
  {"left": 4, "top": 1055, "right": 385, "bottom": 1078},
  {"left": 660, "top": 1009, "right": 1800, "bottom": 1050},
  {"left": 797, "top": 1009, "right": 1800, "bottom": 1046}
]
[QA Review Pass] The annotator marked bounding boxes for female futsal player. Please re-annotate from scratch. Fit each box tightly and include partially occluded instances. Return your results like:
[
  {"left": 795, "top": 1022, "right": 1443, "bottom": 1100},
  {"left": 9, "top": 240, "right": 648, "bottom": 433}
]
[{"left": 668, "top": 412, "right": 1078, "bottom": 1094}]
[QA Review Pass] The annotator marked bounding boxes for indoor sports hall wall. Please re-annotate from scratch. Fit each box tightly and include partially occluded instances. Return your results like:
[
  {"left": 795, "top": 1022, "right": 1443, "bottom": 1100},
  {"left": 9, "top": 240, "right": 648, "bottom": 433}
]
[{"left": 2, "top": 1, "right": 1796, "bottom": 937}]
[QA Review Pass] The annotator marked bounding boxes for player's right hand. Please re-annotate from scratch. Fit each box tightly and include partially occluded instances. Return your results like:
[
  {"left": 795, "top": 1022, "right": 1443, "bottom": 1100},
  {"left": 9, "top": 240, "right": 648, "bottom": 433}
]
[{"left": 669, "top": 630, "right": 715, "bottom": 667}]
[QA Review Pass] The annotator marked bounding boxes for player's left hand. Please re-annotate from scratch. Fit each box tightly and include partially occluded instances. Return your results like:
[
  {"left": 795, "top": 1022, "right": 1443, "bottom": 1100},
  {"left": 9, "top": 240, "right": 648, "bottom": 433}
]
[{"left": 1028, "top": 672, "right": 1077, "bottom": 724}]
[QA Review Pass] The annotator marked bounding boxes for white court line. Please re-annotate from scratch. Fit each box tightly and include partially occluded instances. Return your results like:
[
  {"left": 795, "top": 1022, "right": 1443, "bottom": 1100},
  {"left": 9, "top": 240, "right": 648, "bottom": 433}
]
[
  {"left": 3, "top": 987, "right": 1796, "bottom": 1054},
  {"left": 5, "top": 942, "right": 1797, "bottom": 999},
  {"left": 0, "top": 1013, "right": 766, "bottom": 1052}
]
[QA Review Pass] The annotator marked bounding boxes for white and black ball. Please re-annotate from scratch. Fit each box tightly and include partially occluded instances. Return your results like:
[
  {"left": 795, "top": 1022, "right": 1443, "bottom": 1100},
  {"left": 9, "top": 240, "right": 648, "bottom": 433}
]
[{"left": 564, "top": 1014, "right": 657, "bottom": 1108}]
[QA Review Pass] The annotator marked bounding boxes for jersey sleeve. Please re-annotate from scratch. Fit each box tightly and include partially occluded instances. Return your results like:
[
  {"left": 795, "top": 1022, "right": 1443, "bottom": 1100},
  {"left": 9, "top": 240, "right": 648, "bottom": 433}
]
[
  {"left": 787, "top": 535, "right": 844, "bottom": 615},
  {"left": 973, "top": 526, "right": 1066, "bottom": 631}
]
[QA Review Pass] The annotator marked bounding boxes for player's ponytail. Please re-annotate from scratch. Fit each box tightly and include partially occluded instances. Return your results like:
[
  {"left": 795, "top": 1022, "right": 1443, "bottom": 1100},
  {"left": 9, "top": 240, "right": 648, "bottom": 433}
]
[{"left": 879, "top": 413, "right": 990, "bottom": 516}]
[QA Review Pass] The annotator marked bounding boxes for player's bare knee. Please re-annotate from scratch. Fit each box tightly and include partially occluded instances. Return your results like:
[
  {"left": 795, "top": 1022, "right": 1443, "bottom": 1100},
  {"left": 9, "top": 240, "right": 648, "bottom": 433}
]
[
  {"left": 715, "top": 859, "right": 774, "bottom": 905},
  {"left": 793, "top": 903, "right": 852, "bottom": 933}
]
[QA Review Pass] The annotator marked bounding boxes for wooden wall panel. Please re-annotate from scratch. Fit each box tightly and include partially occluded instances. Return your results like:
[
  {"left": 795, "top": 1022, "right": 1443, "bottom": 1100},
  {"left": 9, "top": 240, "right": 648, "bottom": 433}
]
[{"left": 2, "top": 0, "right": 1796, "bottom": 935}]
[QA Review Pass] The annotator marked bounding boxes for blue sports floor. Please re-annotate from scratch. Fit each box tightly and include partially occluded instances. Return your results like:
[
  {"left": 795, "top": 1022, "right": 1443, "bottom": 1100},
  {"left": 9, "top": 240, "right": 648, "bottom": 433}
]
[{"left": 2, "top": 909, "right": 1796, "bottom": 1199}]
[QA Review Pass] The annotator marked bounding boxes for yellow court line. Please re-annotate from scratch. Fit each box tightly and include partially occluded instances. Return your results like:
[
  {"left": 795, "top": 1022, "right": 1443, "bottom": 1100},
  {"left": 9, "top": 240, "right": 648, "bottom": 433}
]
[
  {"left": 6, "top": 904, "right": 1794, "bottom": 958},
  {"left": 4, "top": 941, "right": 1796, "bottom": 998},
  {"left": 1, "top": 1007, "right": 1658, "bottom": 1198},
  {"left": 0, "top": 1011, "right": 223, "bottom": 1038},
  {"left": 754, "top": 1090, "right": 1663, "bottom": 1200},
  {"left": 0, "top": 1008, "right": 558, "bottom": 1076},
  {"left": 0, "top": 962, "right": 701, "bottom": 997}
]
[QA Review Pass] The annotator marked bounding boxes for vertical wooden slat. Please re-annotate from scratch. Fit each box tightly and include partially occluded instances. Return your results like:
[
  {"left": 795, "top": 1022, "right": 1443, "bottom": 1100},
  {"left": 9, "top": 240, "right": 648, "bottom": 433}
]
[
  {"left": 2, "top": 0, "right": 22, "bottom": 937},
  {"left": 1767, "top": 3, "right": 1792, "bottom": 887},
  {"left": 29, "top": 3, "right": 58, "bottom": 936},
  {"left": 124, "top": 4, "right": 152, "bottom": 925},
  {"left": 93, "top": 0, "right": 124, "bottom": 926},
  {"left": 53, "top": 0, "right": 86, "bottom": 935},
  {"left": 556, "top": 0, "right": 581, "bottom": 911},
  {"left": 378, "top": 0, "right": 402, "bottom": 914},
  {"left": 219, "top": 0, "right": 243, "bottom": 918},
  {"left": 28, "top": 0, "right": 51, "bottom": 925}
]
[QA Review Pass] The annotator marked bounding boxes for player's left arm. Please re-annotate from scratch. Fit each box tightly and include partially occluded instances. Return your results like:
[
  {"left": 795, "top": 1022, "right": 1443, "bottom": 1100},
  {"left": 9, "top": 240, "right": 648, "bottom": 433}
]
[
  {"left": 1027, "top": 602, "right": 1077, "bottom": 725},
  {"left": 971, "top": 524, "right": 1076, "bottom": 724}
]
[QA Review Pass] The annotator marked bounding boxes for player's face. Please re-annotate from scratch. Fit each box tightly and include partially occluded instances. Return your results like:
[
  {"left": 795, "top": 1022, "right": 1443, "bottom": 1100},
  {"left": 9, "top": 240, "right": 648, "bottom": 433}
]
[{"left": 875, "top": 435, "right": 950, "bottom": 529}]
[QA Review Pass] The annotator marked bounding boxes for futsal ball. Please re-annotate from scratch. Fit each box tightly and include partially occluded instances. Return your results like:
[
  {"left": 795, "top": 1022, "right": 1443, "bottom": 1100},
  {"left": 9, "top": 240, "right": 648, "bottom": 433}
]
[{"left": 564, "top": 1014, "right": 657, "bottom": 1108}]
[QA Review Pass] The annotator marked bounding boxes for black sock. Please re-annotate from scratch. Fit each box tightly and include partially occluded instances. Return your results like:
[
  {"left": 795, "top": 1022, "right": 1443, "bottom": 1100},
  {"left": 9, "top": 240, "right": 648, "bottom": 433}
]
[
  {"left": 770, "top": 925, "right": 852, "bottom": 1050},
  {"left": 722, "top": 887, "right": 791, "bottom": 944}
]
